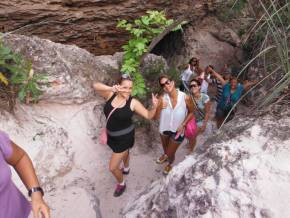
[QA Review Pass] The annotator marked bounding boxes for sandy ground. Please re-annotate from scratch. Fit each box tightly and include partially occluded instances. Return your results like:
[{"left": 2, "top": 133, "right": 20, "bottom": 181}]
[
  {"left": 7, "top": 101, "right": 214, "bottom": 218},
  {"left": 97, "top": 130, "right": 192, "bottom": 218}
]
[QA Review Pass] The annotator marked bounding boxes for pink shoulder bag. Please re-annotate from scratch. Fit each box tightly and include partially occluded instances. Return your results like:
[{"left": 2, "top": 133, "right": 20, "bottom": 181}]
[{"left": 99, "top": 99, "right": 125, "bottom": 145}]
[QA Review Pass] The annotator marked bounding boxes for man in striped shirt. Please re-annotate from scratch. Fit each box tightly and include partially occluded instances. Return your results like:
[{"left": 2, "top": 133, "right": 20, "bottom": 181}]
[{"left": 205, "top": 65, "right": 231, "bottom": 103}]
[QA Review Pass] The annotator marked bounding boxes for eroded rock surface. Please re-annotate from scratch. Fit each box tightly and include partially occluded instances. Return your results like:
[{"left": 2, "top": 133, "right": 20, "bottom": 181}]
[
  {"left": 3, "top": 34, "right": 121, "bottom": 104},
  {"left": 153, "top": 16, "right": 244, "bottom": 70},
  {"left": 122, "top": 111, "right": 290, "bottom": 218},
  {"left": 0, "top": 34, "right": 172, "bottom": 218},
  {"left": 0, "top": 0, "right": 218, "bottom": 55}
]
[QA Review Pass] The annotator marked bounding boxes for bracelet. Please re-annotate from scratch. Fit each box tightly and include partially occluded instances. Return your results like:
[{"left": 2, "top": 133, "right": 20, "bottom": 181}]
[{"left": 28, "top": 187, "right": 44, "bottom": 197}]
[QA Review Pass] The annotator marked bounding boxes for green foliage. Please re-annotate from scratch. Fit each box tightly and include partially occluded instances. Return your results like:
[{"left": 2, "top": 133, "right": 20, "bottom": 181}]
[
  {"left": 117, "top": 10, "right": 181, "bottom": 97},
  {"left": 255, "top": 0, "right": 290, "bottom": 107},
  {"left": 0, "top": 36, "right": 47, "bottom": 103}
]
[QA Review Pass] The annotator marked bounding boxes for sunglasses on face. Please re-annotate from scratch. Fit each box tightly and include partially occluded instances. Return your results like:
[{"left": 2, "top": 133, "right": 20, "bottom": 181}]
[
  {"left": 160, "top": 80, "right": 171, "bottom": 88},
  {"left": 190, "top": 83, "right": 198, "bottom": 88}
]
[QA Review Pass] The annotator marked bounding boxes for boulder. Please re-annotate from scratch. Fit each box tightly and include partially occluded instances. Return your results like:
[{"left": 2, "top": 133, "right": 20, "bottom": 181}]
[
  {"left": 3, "top": 34, "right": 121, "bottom": 104},
  {"left": 122, "top": 109, "right": 290, "bottom": 218}
]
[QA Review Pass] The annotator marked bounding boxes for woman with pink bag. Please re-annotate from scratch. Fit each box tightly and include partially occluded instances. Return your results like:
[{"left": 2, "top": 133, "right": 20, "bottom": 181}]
[
  {"left": 187, "top": 78, "right": 212, "bottom": 153},
  {"left": 93, "top": 74, "right": 158, "bottom": 197}
]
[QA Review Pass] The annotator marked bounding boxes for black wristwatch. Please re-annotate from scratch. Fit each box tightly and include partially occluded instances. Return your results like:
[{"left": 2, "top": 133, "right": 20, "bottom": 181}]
[{"left": 28, "top": 187, "right": 44, "bottom": 197}]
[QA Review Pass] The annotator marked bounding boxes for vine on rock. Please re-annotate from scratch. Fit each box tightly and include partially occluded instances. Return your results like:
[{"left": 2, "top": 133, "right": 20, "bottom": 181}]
[{"left": 117, "top": 10, "right": 183, "bottom": 96}]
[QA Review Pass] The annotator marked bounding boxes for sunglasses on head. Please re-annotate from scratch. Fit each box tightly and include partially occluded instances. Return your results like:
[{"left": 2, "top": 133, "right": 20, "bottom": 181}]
[
  {"left": 121, "top": 73, "right": 132, "bottom": 80},
  {"left": 160, "top": 79, "right": 171, "bottom": 88},
  {"left": 190, "top": 83, "right": 198, "bottom": 88}
]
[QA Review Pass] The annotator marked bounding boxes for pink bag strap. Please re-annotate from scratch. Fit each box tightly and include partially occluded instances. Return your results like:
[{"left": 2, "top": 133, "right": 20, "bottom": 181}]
[{"left": 105, "top": 100, "right": 125, "bottom": 125}]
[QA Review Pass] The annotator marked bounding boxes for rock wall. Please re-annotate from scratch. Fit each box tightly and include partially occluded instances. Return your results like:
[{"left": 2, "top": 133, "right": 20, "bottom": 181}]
[
  {"left": 153, "top": 16, "right": 244, "bottom": 71},
  {"left": 122, "top": 109, "right": 290, "bottom": 218},
  {"left": 1, "top": 34, "right": 170, "bottom": 218},
  {"left": 0, "top": 0, "right": 218, "bottom": 55},
  {"left": 3, "top": 34, "right": 121, "bottom": 104}
]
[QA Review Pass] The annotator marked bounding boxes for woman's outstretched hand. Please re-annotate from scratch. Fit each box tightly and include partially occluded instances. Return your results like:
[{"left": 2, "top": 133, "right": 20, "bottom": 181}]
[
  {"left": 31, "top": 192, "right": 50, "bottom": 218},
  {"left": 151, "top": 93, "right": 158, "bottom": 108}
]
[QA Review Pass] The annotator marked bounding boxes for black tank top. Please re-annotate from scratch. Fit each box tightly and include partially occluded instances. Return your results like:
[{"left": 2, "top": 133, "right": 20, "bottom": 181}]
[{"left": 103, "top": 94, "right": 134, "bottom": 132}]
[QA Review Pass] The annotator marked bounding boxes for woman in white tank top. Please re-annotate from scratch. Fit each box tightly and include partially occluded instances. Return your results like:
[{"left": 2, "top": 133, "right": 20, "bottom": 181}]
[{"left": 155, "top": 75, "right": 193, "bottom": 175}]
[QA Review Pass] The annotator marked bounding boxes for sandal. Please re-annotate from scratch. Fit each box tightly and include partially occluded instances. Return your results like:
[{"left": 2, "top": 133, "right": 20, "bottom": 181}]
[
  {"left": 163, "top": 165, "right": 172, "bottom": 175},
  {"left": 156, "top": 154, "right": 168, "bottom": 164}
]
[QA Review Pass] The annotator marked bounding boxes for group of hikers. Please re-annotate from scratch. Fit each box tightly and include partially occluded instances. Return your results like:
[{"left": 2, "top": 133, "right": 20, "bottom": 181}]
[
  {"left": 0, "top": 56, "right": 257, "bottom": 218},
  {"left": 94, "top": 56, "right": 257, "bottom": 197}
]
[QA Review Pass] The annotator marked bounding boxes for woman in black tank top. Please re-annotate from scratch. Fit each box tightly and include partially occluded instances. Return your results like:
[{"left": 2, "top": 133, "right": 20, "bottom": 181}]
[
  {"left": 94, "top": 74, "right": 158, "bottom": 197},
  {"left": 104, "top": 93, "right": 135, "bottom": 153}
]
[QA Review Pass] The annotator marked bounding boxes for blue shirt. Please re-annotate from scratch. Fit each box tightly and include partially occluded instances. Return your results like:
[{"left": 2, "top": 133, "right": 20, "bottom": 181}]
[{"left": 218, "top": 83, "right": 244, "bottom": 110}]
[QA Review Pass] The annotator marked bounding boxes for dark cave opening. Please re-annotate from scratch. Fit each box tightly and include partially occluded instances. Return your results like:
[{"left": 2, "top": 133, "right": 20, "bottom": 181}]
[{"left": 151, "top": 29, "right": 185, "bottom": 65}]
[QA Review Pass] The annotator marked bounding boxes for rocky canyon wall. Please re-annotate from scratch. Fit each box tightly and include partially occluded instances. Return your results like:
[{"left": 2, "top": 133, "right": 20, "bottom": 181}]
[{"left": 0, "top": 0, "right": 213, "bottom": 55}]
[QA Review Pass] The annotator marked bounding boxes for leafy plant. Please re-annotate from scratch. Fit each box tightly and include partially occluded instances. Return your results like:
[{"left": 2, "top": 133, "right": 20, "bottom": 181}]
[
  {"left": 117, "top": 10, "right": 182, "bottom": 96},
  {"left": 0, "top": 36, "right": 47, "bottom": 105}
]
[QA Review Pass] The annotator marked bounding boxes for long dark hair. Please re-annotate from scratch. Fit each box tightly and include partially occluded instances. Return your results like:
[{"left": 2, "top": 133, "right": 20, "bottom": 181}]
[
  {"left": 189, "top": 78, "right": 201, "bottom": 87},
  {"left": 158, "top": 74, "right": 171, "bottom": 86}
]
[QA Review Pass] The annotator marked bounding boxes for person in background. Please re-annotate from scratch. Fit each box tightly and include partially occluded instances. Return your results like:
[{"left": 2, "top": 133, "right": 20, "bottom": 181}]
[
  {"left": 155, "top": 75, "right": 193, "bottom": 174},
  {"left": 0, "top": 130, "right": 50, "bottom": 218},
  {"left": 93, "top": 74, "right": 158, "bottom": 197},
  {"left": 207, "top": 66, "right": 257, "bottom": 128},
  {"left": 179, "top": 57, "right": 203, "bottom": 92},
  {"left": 205, "top": 64, "right": 230, "bottom": 104},
  {"left": 187, "top": 79, "right": 211, "bottom": 153}
]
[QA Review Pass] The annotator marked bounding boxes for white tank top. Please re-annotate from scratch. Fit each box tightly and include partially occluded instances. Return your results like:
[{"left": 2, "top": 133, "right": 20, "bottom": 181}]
[{"left": 159, "top": 90, "right": 188, "bottom": 133}]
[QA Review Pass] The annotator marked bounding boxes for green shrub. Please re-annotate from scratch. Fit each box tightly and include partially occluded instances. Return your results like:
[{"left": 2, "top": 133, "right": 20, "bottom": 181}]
[
  {"left": 117, "top": 10, "right": 182, "bottom": 97},
  {"left": 0, "top": 36, "right": 48, "bottom": 105}
]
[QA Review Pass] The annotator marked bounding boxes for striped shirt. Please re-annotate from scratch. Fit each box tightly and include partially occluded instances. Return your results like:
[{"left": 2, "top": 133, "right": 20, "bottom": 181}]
[{"left": 210, "top": 78, "right": 223, "bottom": 103}]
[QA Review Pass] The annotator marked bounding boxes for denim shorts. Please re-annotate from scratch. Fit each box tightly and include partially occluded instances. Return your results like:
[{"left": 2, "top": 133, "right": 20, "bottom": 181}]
[{"left": 162, "top": 131, "right": 184, "bottom": 144}]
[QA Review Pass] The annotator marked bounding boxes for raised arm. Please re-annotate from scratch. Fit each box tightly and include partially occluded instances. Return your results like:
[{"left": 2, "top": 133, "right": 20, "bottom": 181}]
[
  {"left": 176, "top": 95, "right": 194, "bottom": 134},
  {"left": 208, "top": 67, "right": 227, "bottom": 86},
  {"left": 152, "top": 95, "right": 164, "bottom": 120},
  {"left": 131, "top": 93, "right": 159, "bottom": 120},
  {"left": 93, "top": 82, "right": 118, "bottom": 100},
  {"left": 184, "top": 94, "right": 194, "bottom": 124},
  {"left": 7, "top": 142, "right": 50, "bottom": 218}
]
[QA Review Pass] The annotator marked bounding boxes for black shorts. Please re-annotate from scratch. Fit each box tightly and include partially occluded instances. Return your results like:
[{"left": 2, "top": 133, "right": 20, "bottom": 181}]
[
  {"left": 162, "top": 131, "right": 184, "bottom": 144},
  {"left": 107, "top": 129, "right": 135, "bottom": 153}
]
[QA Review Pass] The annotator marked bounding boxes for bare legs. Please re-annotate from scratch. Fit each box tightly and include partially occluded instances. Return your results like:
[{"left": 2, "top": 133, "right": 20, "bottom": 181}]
[
  {"left": 188, "top": 137, "right": 197, "bottom": 153},
  {"left": 160, "top": 134, "right": 170, "bottom": 155},
  {"left": 122, "top": 150, "right": 130, "bottom": 168},
  {"left": 159, "top": 134, "right": 181, "bottom": 173},
  {"left": 109, "top": 150, "right": 129, "bottom": 183}
]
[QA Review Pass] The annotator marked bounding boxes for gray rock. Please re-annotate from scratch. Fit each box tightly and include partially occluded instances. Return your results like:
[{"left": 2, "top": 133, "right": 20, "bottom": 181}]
[
  {"left": 3, "top": 34, "right": 120, "bottom": 104},
  {"left": 122, "top": 110, "right": 290, "bottom": 218}
]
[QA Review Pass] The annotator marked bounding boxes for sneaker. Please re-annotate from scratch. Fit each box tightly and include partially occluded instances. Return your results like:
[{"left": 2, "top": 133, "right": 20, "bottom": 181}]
[
  {"left": 113, "top": 183, "right": 126, "bottom": 197},
  {"left": 156, "top": 154, "right": 168, "bottom": 164},
  {"left": 163, "top": 165, "right": 172, "bottom": 175},
  {"left": 122, "top": 167, "right": 130, "bottom": 175}
]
